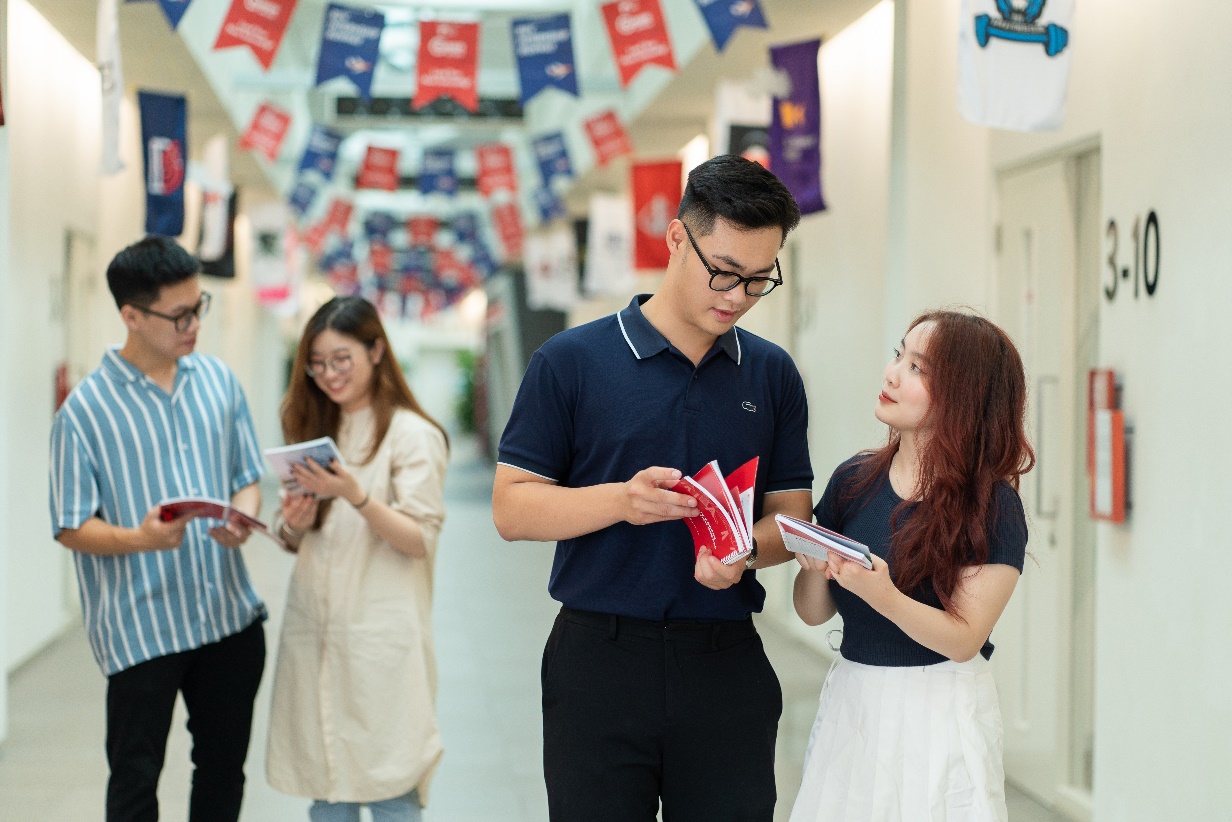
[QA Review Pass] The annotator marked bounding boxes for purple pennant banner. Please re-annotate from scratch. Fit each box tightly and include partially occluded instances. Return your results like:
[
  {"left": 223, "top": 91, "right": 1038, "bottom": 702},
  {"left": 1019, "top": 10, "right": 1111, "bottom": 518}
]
[
  {"left": 512, "top": 13, "right": 578, "bottom": 105},
  {"left": 532, "top": 132, "right": 574, "bottom": 186},
  {"left": 315, "top": 3, "right": 384, "bottom": 100},
  {"left": 138, "top": 90, "right": 188, "bottom": 235},
  {"left": 694, "top": 0, "right": 767, "bottom": 52},
  {"left": 127, "top": 0, "right": 193, "bottom": 31},
  {"left": 768, "top": 38, "right": 825, "bottom": 215}
]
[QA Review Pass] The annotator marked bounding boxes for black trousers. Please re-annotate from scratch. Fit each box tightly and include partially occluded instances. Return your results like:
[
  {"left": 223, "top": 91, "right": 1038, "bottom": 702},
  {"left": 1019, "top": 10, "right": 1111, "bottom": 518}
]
[
  {"left": 105, "top": 620, "right": 266, "bottom": 822},
  {"left": 542, "top": 607, "right": 782, "bottom": 822}
]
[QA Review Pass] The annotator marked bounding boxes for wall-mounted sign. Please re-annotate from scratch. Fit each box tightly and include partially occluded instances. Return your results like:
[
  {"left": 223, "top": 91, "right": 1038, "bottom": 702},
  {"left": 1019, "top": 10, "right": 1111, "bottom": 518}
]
[{"left": 1105, "top": 211, "right": 1160, "bottom": 301}]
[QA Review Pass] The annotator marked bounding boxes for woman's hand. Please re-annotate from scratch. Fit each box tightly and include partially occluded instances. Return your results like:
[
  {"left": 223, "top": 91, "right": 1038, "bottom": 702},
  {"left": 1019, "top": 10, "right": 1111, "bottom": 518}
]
[
  {"left": 826, "top": 552, "right": 899, "bottom": 611},
  {"left": 290, "top": 459, "right": 365, "bottom": 507},
  {"left": 281, "top": 493, "right": 319, "bottom": 533},
  {"left": 795, "top": 552, "right": 833, "bottom": 577}
]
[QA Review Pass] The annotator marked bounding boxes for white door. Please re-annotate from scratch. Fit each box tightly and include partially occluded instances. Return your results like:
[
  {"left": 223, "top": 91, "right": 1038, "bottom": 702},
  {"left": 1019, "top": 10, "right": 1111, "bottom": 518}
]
[{"left": 994, "top": 153, "right": 1098, "bottom": 818}]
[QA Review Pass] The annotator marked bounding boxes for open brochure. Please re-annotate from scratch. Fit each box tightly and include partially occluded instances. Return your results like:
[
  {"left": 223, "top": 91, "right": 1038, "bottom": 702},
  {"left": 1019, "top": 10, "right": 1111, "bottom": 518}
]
[
  {"left": 158, "top": 497, "right": 284, "bottom": 548},
  {"left": 263, "top": 436, "right": 346, "bottom": 497},
  {"left": 775, "top": 514, "right": 874, "bottom": 570},
  {"left": 671, "top": 457, "right": 758, "bottom": 566}
]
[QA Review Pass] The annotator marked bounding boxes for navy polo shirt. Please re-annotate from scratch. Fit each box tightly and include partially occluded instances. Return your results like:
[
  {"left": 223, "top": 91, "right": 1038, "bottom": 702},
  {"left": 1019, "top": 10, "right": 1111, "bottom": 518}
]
[{"left": 498, "top": 295, "right": 812, "bottom": 622}]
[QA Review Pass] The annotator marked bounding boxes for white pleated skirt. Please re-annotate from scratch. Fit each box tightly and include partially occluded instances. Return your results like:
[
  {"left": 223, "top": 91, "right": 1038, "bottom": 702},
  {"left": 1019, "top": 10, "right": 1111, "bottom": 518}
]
[{"left": 788, "top": 654, "right": 1007, "bottom": 822}]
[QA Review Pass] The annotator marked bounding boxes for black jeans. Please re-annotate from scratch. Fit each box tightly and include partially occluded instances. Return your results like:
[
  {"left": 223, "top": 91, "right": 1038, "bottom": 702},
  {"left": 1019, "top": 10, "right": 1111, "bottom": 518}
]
[
  {"left": 105, "top": 620, "right": 266, "bottom": 822},
  {"left": 542, "top": 607, "right": 782, "bottom": 822}
]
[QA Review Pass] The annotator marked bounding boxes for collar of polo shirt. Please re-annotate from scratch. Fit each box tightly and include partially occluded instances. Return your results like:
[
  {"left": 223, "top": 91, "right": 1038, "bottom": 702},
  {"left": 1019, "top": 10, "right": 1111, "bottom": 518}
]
[{"left": 617, "top": 295, "right": 742, "bottom": 365}]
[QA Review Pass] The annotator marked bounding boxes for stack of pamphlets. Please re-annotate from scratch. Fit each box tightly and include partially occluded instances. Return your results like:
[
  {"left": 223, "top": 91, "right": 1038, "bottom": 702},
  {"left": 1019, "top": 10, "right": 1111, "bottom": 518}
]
[
  {"left": 158, "top": 497, "right": 284, "bottom": 548},
  {"left": 774, "top": 514, "right": 874, "bottom": 569},
  {"left": 263, "top": 436, "right": 346, "bottom": 497},
  {"left": 671, "top": 457, "right": 758, "bottom": 566}
]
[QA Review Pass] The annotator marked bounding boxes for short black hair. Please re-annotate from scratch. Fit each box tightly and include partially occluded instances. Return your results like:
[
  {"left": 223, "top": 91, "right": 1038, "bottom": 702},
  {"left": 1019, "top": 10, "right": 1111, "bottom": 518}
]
[
  {"left": 677, "top": 154, "right": 801, "bottom": 243},
  {"left": 106, "top": 236, "right": 201, "bottom": 309}
]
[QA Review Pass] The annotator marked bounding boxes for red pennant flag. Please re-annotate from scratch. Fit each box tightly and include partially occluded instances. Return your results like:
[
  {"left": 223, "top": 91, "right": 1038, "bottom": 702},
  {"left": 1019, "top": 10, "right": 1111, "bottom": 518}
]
[
  {"left": 213, "top": 0, "right": 298, "bottom": 70},
  {"left": 583, "top": 109, "right": 634, "bottom": 166},
  {"left": 414, "top": 21, "right": 481, "bottom": 113},
  {"left": 407, "top": 215, "right": 439, "bottom": 247},
  {"left": 631, "top": 160, "right": 681, "bottom": 269},
  {"left": 601, "top": 0, "right": 676, "bottom": 88},
  {"left": 323, "top": 198, "right": 353, "bottom": 234},
  {"left": 475, "top": 143, "right": 518, "bottom": 198},
  {"left": 239, "top": 102, "right": 291, "bottom": 162},
  {"left": 357, "top": 146, "right": 400, "bottom": 191},
  {"left": 491, "top": 202, "right": 525, "bottom": 261},
  {"left": 302, "top": 221, "right": 330, "bottom": 255},
  {"left": 370, "top": 241, "right": 393, "bottom": 276}
]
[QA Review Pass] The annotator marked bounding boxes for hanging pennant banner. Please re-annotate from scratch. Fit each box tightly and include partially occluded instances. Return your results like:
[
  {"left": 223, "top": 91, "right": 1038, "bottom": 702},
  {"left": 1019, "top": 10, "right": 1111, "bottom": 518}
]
[
  {"left": 298, "top": 124, "right": 344, "bottom": 180},
  {"left": 356, "top": 145, "right": 400, "bottom": 191},
  {"left": 534, "top": 187, "right": 567, "bottom": 224},
  {"left": 288, "top": 179, "right": 318, "bottom": 219},
  {"left": 239, "top": 102, "right": 292, "bottom": 162},
  {"left": 364, "top": 211, "right": 398, "bottom": 242},
  {"left": 139, "top": 91, "right": 188, "bottom": 236},
  {"left": 958, "top": 0, "right": 1073, "bottom": 131},
  {"left": 512, "top": 13, "right": 579, "bottom": 105},
  {"left": 524, "top": 225, "right": 580, "bottom": 311},
  {"left": 248, "top": 202, "right": 293, "bottom": 305},
  {"left": 98, "top": 0, "right": 124, "bottom": 172},
  {"left": 769, "top": 38, "right": 825, "bottom": 215},
  {"left": 316, "top": 3, "right": 384, "bottom": 100},
  {"left": 149, "top": 0, "right": 193, "bottom": 30},
  {"left": 601, "top": 0, "right": 676, "bottom": 88},
  {"left": 491, "top": 201, "right": 525, "bottom": 261},
  {"left": 419, "top": 149, "right": 457, "bottom": 196},
  {"left": 532, "top": 132, "right": 574, "bottom": 186},
  {"left": 475, "top": 143, "right": 518, "bottom": 198},
  {"left": 369, "top": 241, "right": 394, "bottom": 276},
  {"left": 631, "top": 160, "right": 681, "bottom": 270},
  {"left": 583, "top": 110, "right": 633, "bottom": 167},
  {"left": 584, "top": 192, "right": 635, "bottom": 297},
  {"left": 693, "top": 0, "right": 767, "bottom": 52},
  {"left": 413, "top": 21, "right": 480, "bottom": 112},
  {"left": 407, "top": 215, "right": 439, "bottom": 247},
  {"left": 323, "top": 197, "right": 353, "bottom": 236},
  {"left": 213, "top": 0, "right": 298, "bottom": 70}
]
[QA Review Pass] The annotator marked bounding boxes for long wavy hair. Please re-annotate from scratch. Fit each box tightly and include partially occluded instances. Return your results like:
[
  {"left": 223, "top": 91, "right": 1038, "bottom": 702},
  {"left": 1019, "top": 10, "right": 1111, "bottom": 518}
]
[
  {"left": 846, "top": 310, "right": 1034, "bottom": 614},
  {"left": 282, "top": 297, "right": 449, "bottom": 526}
]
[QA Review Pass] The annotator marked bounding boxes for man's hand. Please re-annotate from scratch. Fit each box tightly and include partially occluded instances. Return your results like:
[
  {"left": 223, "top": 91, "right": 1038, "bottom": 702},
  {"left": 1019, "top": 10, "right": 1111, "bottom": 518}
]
[
  {"left": 137, "top": 505, "right": 193, "bottom": 551},
  {"left": 621, "top": 467, "right": 698, "bottom": 525},
  {"left": 209, "top": 519, "right": 253, "bottom": 550},
  {"left": 694, "top": 546, "right": 745, "bottom": 590}
]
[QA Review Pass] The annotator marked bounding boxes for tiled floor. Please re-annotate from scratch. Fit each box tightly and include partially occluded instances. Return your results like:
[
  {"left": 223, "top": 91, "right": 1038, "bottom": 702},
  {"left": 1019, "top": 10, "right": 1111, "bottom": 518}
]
[{"left": 0, "top": 441, "right": 1065, "bottom": 821}]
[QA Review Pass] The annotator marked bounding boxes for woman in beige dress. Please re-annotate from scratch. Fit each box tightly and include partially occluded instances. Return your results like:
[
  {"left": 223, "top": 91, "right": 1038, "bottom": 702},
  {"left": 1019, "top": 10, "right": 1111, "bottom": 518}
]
[{"left": 266, "top": 295, "right": 449, "bottom": 822}]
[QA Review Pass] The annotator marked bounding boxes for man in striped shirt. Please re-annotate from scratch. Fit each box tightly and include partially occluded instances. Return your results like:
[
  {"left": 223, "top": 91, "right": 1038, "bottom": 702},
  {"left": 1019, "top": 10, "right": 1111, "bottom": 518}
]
[{"left": 49, "top": 236, "right": 267, "bottom": 822}]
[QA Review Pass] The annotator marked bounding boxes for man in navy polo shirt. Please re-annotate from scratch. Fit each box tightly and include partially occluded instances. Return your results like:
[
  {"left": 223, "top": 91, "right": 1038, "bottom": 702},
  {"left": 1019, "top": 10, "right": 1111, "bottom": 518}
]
[{"left": 493, "top": 155, "right": 813, "bottom": 821}]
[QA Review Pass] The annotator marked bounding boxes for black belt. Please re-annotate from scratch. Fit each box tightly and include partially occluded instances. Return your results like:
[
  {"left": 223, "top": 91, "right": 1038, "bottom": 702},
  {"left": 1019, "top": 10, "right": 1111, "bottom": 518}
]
[{"left": 559, "top": 606, "right": 758, "bottom": 645}]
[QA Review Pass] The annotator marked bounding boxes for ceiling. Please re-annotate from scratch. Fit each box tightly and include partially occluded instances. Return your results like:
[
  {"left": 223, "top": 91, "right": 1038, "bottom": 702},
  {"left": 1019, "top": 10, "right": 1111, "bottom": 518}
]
[{"left": 26, "top": 0, "right": 881, "bottom": 222}]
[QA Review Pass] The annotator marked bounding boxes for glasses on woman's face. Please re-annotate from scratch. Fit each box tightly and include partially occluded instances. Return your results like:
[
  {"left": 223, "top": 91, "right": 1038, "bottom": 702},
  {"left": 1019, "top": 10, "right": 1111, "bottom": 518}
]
[
  {"left": 305, "top": 351, "right": 356, "bottom": 379},
  {"left": 131, "top": 292, "right": 212, "bottom": 333},
  {"left": 681, "top": 223, "right": 783, "bottom": 297}
]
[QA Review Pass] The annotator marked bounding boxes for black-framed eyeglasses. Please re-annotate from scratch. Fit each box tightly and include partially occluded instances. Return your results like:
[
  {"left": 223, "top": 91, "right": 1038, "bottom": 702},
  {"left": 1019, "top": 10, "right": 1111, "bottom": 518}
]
[
  {"left": 681, "top": 222, "right": 782, "bottom": 297},
  {"left": 131, "top": 292, "right": 212, "bottom": 333},
  {"left": 305, "top": 352, "right": 355, "bottom": 379}
]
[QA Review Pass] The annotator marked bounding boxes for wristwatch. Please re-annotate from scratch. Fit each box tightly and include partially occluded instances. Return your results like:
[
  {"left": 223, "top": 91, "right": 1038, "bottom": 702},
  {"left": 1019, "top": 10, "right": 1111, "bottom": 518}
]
[{"left": 745, "top": 537, "right": 759, "bottom": 569}]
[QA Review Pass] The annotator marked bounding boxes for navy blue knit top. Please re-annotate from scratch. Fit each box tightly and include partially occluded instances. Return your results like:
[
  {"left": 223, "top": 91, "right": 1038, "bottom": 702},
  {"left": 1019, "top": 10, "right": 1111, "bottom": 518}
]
[{"left": 814, "top": 455, "right": 1028, "bottom": 667}]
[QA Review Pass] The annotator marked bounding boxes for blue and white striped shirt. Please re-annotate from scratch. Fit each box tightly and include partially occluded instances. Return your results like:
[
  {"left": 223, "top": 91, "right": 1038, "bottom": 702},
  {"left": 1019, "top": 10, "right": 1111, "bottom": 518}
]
[{"left": 48, "top": 348, "right": 267, "bottom": 676}]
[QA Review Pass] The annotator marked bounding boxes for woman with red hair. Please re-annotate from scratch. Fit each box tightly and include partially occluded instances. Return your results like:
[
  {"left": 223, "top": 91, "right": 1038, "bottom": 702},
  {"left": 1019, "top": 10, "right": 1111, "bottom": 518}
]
[{"left": 789, "top": 310, "right": 1033, "bottom": 822}]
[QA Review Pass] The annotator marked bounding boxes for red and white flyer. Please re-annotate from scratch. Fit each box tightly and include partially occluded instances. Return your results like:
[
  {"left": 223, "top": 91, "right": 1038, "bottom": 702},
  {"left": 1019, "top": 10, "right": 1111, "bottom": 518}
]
[{"left": 673, "top": 457, "right": 758, "bottom": 565}]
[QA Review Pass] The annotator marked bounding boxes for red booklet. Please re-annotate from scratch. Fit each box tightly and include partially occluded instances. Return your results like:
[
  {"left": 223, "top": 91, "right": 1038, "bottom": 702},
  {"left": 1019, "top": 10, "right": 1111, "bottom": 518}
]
[
  {"left": 671, "top": 457, "right": 758, "bottom": 566},
  {"left": 159, "top": 497, "right": 284, "bottom": 548}
]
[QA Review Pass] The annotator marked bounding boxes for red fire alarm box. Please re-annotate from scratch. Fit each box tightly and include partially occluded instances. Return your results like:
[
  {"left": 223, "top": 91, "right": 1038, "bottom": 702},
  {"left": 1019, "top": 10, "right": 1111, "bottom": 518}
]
[{"left": 1088, "top": 369, "right": 1127, "bottom": 522}]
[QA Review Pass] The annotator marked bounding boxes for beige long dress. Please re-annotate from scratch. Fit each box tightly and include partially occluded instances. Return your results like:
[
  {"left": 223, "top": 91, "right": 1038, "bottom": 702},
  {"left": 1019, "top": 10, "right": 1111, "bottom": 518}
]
[{"left": 266, "top": 407, "right": 448, "bottom": 805}]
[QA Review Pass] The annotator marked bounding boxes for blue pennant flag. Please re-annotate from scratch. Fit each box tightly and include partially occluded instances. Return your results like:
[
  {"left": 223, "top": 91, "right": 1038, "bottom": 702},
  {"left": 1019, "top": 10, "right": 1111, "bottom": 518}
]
[
  {"left": 127, "top": 0, "right": 192, "bottom": 31},
  {"left": 315, "top": 3, "right": 384, "bottom": 100},
  {"left": 419, "top": 149, "right": 457, "bottom": 196},
  {"left": 534, "top": 187, "right": 567, "bottom": 224},
  {"left": 532, "top": 132, "right": 574, "bottom": 186},
  {"left": 289, "top": 179, "right": 319, "bottom": 219},
  {"left": 511, "top": 13, "right": 578, "bottom": 105},
  {"left": 298, "top": 125, "right": 344, "bottom": 181},
  {"left": 452, "top": 212, "right": 480, "bottom": 243},
  {"left": 138, "top": 91, "right": 188, "bottom": 236},
  {"left": 363, "top": 211, "right": 398, "bottom": 242},
  {"left": 694, "top": 0, "right": 768, "bottom": 52}
]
